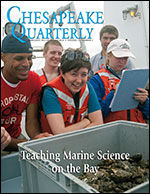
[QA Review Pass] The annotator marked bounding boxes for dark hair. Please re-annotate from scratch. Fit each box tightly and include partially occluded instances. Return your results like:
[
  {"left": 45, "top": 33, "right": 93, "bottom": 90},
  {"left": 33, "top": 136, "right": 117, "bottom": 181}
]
[
  {"left": 43, "top": 39, "right": 63, "bottom": 53},
  {"left": 100, "top": 25, "right": 119, "bottom": 39},
  {"left": 60, "top": 48, "right": 91, "bottom": 74}
]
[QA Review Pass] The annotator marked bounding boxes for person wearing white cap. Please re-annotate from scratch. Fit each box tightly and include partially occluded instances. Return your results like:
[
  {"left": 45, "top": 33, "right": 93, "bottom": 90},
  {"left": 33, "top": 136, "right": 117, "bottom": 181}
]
[
  {"left": 89, "top": 38, "right": 149, "bottom": 123},
  {"left": 90, "top": 25, "right": 135, "bottom": 76}
]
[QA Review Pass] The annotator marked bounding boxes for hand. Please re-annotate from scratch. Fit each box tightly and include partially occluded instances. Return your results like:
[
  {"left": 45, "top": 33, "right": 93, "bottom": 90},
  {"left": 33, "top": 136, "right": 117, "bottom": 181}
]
[
  {"left": 134, "top": 88, "right": 148, "bottom": 105},
  {"left": 1, "top": 127, "right": 11, "bottom": 151},
  {"left": 83, "top": 117, "right": 91, "bottom": 127},
  {"left": 33, "top": 132, "right": 53, "bottom": 140}
]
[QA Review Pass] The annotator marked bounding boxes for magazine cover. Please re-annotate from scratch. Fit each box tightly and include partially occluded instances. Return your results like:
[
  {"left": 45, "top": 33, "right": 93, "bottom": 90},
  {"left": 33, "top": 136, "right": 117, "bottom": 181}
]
[{"left": 1, "top": 1, "right": 149, "bottom": 193}]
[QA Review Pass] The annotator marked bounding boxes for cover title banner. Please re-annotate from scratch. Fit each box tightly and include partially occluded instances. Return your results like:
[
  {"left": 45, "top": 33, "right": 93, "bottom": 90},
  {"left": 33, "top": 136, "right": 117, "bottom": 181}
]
[{"left": 7, "top": 6, "right": 104, "bottom": 41}]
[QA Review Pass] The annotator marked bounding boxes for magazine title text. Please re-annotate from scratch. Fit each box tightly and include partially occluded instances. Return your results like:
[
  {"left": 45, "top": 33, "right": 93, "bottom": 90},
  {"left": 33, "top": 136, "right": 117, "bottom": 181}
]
[{"left": 7, "top": 6, "right": 104, "bottom": 41}]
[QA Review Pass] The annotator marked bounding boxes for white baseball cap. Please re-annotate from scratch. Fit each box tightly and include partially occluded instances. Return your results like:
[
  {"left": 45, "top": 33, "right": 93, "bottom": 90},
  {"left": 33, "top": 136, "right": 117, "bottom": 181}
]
[{"left": 107, "top": 38, "right": 136, "bottom": 58}]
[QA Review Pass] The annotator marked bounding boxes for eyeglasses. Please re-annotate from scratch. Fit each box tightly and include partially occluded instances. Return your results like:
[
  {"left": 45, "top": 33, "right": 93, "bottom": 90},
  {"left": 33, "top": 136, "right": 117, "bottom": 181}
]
[{"left": 64, "top": 51, "right": 90, "bottom": 62}]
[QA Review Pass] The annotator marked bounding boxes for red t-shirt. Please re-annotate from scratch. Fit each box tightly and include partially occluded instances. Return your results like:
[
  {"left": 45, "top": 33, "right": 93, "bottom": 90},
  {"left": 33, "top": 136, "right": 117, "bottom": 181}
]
[{"left": 1, "top": 71, "right": 42, "bottom": 138}]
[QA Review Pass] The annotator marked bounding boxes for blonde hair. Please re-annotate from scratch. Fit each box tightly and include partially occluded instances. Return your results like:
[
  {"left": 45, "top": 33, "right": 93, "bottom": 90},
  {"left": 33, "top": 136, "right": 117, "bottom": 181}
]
[
  {"left": 105, "top": 52, "right": 113, "bottom": 67},
  {"left": 43, "top": 40, "right": 63, "bottom": 53}
]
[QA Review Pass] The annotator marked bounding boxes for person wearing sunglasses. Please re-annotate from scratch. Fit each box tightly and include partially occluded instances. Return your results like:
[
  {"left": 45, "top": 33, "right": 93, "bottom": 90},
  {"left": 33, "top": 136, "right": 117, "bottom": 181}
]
[{"left": 41, "top": 48, "right": 103, "bottom": 135}]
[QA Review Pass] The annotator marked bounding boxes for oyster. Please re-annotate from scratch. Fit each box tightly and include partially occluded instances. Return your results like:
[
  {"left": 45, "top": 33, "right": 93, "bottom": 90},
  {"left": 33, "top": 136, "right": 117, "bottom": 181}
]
[{"left": 78, "top": 154, "right": 149, "bottom": 193}]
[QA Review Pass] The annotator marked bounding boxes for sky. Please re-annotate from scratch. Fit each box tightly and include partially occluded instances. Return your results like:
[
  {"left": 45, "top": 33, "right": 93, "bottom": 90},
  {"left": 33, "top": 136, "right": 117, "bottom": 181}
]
[{"left": 1, "top": 1, "right": 104, "bottom": 70}]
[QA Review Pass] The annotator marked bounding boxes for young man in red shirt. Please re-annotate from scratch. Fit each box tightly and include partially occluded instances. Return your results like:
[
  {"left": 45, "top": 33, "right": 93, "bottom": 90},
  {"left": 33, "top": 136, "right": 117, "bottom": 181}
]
[{"left": 1, "top": 32, "right": 52, "bottom": 151}]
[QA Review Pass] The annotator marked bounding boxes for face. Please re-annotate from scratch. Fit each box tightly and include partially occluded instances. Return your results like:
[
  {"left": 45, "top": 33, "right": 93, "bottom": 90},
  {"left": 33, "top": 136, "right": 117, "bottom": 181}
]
[
  {"left": 100, "top": 32, "right": 116, "bottom": 52},
  {"left": 61, "top": 68, "right": 88, "bottom": 95},
  {"left": 43, "top": 45, "right": 63, "bottom": 67},
  {"left": 1, "top": 53, "right": 33, "bottom": 83},
  {"left": 108, "top": 54, "right": 128, "bottom": 71}
]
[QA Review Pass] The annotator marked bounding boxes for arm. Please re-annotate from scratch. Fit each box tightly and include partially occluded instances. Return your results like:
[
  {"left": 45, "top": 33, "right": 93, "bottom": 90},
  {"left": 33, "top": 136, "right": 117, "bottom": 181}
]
[
  {"left": 86, "top": 110, "right": 103, "bottom": 128},
  {"left": 134, "top": 88, "right": 148, "bottom": 105},
  {"left": 4, "top": 103, "right": 51, "bottom": 151},
  {"left": 139, "top": 98, "right": 149, "bottom": 119},
  {"left": 26, "top": 103, "right": 52, "bottom": 139},
  {"left": 46, "top": 113, "right": 90, "bottom": 135},
  {"left": 86, "top": 82, "right": 103, "bottom": 127},
  {"left": 42, "top": 84, "right": 103, "bottom": 135},
  {"left": 1, "top": 127, "right": 11, "bottom": 151},
  {"left": 89, "top": 74, "right": 114, "bottom": 117},
  {"left": 42, "top": 87, "right": 91, "bottom": 135},
  {"left": 25, "top": 72, "right": 52, "bottom": 138},
  {"left": 4, "top": 138, "right": 27, "bottom": 151},
  {"left": 134, "top": 88, "right": 149, "bottom": 119}
]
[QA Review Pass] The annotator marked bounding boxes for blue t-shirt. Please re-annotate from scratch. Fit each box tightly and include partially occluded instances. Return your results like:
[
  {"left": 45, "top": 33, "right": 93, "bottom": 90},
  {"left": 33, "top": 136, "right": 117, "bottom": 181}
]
[{"left": 42, "top": 82, "right": 101, "bottom": 116}]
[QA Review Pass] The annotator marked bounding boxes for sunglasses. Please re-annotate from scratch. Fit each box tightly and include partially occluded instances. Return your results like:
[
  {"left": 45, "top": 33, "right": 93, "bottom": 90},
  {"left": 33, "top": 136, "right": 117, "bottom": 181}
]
[{"left": 64, "top": 51, "right": 90, "bottom": 62}]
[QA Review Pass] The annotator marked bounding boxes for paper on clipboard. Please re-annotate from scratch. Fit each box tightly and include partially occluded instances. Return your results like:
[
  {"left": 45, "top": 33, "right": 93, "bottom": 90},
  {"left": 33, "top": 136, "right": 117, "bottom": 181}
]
[{"left": 109, "top": 69, "right": 149, "bottom": 112}]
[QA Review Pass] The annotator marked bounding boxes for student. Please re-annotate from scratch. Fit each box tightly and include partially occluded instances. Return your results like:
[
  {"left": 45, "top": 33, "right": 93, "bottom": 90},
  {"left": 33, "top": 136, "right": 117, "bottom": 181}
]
[
  {"left": 41, "top": 48, "right": 103, "bottom": 135},
  {"left": 1, "top": 32, "right": 52, "bottom": 151},
  {"left": 34, "top": 40, "right": 63, "bottom": 85},
  {"left": 90, "top": 25, "right": 135, "bottom": 74},
  {"left": 34, "top": 40, "right": 63, "bottom": 131},
  {"left": 89, "top": 39, "right": 149, "bottom": 123}
]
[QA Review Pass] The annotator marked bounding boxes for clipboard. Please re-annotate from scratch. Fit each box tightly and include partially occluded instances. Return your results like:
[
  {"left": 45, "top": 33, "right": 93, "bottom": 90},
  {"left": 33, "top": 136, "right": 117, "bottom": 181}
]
[{"left": 109, "top": 69, "right": 149, "bottom": 112}]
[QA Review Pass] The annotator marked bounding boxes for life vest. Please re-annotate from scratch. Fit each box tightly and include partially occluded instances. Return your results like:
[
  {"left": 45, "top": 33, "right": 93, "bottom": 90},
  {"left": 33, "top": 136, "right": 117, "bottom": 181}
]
[
  {"left": 34, "top": 69, "right": 47, "bottom": 85},
  {"left": 100, "top": 63, "right": 105, "bottom": 70},
  {"left": 40, "top": 76, "right": 89, "bottom": 134},
  {"left": 97, "top": 68, "right": 146, "bottom": 124}
]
